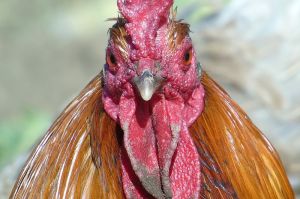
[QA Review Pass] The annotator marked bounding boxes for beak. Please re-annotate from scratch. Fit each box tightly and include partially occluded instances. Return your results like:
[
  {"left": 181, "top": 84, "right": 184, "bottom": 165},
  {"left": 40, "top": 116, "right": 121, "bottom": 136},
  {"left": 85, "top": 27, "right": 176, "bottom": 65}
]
[{"left": 133, "top": 70, "right": 162, "bottom": 101}]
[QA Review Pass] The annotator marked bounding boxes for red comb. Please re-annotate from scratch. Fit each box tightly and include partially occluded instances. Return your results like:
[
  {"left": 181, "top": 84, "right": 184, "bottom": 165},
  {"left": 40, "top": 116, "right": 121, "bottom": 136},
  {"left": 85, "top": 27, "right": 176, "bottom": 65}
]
[{"left": 117, "top": 0, "right": 174, "bottom": 59}]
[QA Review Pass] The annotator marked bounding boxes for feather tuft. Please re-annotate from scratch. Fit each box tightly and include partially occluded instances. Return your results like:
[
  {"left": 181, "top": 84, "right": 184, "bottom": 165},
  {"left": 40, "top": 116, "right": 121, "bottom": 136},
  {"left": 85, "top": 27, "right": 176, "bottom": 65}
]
[{"left": 189, "top": 72, "right": 294, "bottom": 198}]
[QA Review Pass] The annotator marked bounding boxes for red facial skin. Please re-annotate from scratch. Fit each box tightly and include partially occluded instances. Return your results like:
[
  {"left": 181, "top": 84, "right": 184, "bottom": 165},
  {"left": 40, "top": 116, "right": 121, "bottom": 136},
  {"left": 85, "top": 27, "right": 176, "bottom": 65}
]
[{"left": 103, "top": 1, "right": 205, "bottom": 198}]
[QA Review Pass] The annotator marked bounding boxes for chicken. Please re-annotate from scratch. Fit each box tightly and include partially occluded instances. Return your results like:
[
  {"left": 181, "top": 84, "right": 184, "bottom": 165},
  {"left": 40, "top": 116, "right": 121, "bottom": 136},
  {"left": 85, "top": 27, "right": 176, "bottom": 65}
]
[{"left": 10, "top": 0, "right": 294, "bottom": 198}]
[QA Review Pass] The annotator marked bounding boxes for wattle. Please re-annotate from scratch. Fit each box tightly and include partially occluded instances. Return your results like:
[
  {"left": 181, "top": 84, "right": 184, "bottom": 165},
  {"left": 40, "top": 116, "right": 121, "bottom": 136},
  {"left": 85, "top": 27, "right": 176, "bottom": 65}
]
[{"left": 112, "top": 85, "right": 205, "bottom": 198}]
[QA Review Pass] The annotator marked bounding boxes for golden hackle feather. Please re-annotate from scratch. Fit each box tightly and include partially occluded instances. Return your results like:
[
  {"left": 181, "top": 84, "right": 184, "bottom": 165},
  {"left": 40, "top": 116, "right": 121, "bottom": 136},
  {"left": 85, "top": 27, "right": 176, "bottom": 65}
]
[
  {"left": 167, "top": 7, "right": 191, "bottom": 50},
  {"left": 190, "top": 129, "right": 237, "bottom": 198},
  {"left": 10, "top": 73, "right": 123, "bottom": 199},
  {"left": 168, "top": 20, "right": 190, "bottom": 50},
  {"left": 190, "top": 72, "right": 294, "bottom": 198},
  {"left": 10, "top": 72, "right": 294, "bottom": 198},
  {"left": 109, "top": 18, "right": 129, "bottom": 60}
]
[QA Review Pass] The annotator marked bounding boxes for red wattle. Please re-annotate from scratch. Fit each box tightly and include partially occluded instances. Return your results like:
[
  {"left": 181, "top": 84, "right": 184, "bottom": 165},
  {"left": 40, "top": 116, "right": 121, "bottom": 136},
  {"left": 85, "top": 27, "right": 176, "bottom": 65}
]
[
  {"left": 170, "top": 124, "right": 201, "bottom": 199},
  {"left": 117, "top": 85, "right": 204, "bottom": 198},
  {"left": 119, "top": 94, "right": 164, "bottom": 198},
  {"left": 151, "top": 94, "right": 184, "bottom": 197}
]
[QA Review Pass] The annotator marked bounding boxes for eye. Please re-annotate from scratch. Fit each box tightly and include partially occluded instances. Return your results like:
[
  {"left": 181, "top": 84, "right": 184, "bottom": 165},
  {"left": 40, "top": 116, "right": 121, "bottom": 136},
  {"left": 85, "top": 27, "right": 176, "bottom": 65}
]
[
  {"left": 106, "top": 50, "right": 118, "bottom": 73},
  {"left": 183, "top": 48, "right": 193, "bottom": 65},
  {"left": 181, "top": 48, "right": 193, "bottom": 71}
]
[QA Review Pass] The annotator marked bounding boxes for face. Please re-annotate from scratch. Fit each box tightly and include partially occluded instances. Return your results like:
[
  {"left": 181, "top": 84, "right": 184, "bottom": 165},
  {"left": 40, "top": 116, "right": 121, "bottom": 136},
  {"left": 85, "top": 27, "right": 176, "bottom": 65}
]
[
  {"left": 103, "top": 20, "right": 202, "bottom": 111},
  {"left": 103, "top": 4, "right": 205, "bottom": 197}
]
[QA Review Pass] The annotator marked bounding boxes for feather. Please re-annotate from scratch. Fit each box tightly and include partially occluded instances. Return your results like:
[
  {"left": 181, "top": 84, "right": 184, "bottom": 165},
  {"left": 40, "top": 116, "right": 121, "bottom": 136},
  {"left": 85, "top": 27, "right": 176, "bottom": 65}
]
[
  {"left": 10, "top": 73, "right": 123, "bottom": 199},
  {"left": 190, "top": 72, "right": 294, "bottom": 198},
  {"left": 10, "top": 71, "right": 294, "bottom": 198}
]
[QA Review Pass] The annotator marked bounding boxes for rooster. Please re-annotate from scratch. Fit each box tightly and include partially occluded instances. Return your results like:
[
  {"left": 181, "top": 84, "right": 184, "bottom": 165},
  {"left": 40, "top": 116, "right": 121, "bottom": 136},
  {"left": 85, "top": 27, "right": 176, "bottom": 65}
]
[{"left": 10, "top": 0, "right": 294, "bottom": 198}]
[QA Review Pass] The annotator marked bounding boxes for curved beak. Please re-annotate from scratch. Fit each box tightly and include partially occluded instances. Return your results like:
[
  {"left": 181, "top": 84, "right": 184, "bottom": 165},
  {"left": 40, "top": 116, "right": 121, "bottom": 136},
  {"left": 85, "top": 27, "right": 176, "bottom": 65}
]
[{"left": 133, "top": 70, "right": 162, "bottom": 101}]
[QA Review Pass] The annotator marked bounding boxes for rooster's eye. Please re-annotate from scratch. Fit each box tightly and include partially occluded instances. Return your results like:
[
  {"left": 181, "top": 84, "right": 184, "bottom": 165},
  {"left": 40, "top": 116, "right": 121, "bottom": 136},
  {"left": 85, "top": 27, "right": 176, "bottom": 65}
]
[
  {"left": 183, "top": 49, "right": 193, "bottom": 65},
  {"left": 182, "top": 48, "right": 193, "bottom": 71},
  {"left": 106, "top": 51, "right": 118, "bottom": 73}
]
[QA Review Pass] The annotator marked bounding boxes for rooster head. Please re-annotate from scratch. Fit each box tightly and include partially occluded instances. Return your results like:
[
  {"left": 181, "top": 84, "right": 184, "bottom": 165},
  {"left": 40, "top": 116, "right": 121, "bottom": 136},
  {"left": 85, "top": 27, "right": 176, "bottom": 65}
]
[{"left": 103, "top": 0, "right": 205, "bottom": 198}]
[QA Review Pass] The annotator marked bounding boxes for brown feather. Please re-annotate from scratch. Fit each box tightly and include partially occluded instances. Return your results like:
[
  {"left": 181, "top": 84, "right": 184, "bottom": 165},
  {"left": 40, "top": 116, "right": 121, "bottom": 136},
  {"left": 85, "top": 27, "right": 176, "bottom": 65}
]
[
  {"left": 167, "top": 7, "right": 190, "bottom": 49},
  {"left": 190, "top": 72, "right": 295, "bottom": 198},
  {"left": 190, "top": 126, "right": 238, "bottom": 199},
  {"left": 10, "top": 71, "right": 294, "bottom": 198},
  {"left": 109, "top": 18, "right": 129, "bottom": 60},
  {"left": 10, "top": 73, "right": 123, "bottom": 199},
  {"left": 168, "top": 20, "right": 190, "bottom": 49}
]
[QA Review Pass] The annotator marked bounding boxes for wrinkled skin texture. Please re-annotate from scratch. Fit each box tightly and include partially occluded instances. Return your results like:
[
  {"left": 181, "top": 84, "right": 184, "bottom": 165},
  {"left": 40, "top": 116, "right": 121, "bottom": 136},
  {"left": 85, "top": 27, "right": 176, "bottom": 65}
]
[{"left": 103, "top": 1, "right": 204, "bottom": 198}]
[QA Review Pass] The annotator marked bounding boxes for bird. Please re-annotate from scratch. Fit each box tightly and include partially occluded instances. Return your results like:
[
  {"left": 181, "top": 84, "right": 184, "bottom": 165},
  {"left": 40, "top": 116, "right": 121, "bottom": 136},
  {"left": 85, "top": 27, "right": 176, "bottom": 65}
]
[{"left": 10, "top": 0, "right": 294, "bottom": 198}]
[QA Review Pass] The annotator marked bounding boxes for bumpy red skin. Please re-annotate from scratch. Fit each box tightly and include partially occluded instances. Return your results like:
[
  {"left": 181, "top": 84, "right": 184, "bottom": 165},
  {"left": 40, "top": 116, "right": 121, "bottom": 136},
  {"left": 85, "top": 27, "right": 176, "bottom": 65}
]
[{"left": 103, "top": 1, "right": 205, "bottom": 198}]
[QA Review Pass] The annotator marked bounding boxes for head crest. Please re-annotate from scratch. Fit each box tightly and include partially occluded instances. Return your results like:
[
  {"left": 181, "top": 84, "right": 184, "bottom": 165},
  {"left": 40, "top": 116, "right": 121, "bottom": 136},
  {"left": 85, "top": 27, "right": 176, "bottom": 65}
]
[{"left": 117, "top": 0, "right": 173, "bottom": 59}]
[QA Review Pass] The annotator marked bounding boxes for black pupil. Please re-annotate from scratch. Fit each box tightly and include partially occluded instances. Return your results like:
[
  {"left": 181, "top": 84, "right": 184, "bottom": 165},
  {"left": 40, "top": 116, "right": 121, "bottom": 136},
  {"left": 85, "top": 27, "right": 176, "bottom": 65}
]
[
  {"left": 110, "top": 53, "right": 116, "bottom": 64},
  {"left": 184, "top": 51, "right": 190, "bottom": 62}
]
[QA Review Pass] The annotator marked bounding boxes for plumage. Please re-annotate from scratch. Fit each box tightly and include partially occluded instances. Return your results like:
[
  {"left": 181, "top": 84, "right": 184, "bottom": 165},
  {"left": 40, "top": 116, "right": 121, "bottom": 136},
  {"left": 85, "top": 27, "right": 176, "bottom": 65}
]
[
  {"left": 191, "top": 73, "right": 294, "bottom": 198},
  {"left": 10, "top": 73, "right": 294, "bottom": 198},
  {"left": 10, "top": 74, "right": 124, "bottom": 198},
  {"left": 10, "top": 0, "right": 294, "bottom": 198}
]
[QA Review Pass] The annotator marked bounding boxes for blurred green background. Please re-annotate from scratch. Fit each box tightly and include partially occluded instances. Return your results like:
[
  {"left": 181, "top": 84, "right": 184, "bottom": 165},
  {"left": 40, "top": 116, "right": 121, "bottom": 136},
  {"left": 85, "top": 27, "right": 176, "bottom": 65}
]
[{"left": 1, "top": 0, "right": 300, "bottom": 197}]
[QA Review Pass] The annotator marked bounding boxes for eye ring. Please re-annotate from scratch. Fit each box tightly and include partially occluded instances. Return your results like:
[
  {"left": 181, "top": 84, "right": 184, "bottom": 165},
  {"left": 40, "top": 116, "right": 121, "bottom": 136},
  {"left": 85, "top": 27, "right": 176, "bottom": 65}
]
[{"left": 106, "top": 50, "right": 118, "bottom": 73}]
